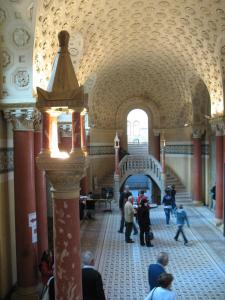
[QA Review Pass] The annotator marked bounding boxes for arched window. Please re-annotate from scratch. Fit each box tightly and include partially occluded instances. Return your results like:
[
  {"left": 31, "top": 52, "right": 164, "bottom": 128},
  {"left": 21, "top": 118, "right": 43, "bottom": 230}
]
[{"left": 127, "top": 109, "right": 148, "bottom": 154}]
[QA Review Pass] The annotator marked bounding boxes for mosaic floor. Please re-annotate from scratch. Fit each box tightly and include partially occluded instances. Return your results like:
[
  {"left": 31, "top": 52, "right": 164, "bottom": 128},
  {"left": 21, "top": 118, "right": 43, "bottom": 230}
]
[{"left": 80, "top": 204, "right": 225, "bottom": 300}]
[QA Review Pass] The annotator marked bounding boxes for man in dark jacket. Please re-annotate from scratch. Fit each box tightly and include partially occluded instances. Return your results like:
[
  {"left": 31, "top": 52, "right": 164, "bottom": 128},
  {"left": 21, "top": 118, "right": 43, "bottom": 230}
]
[
  {"left": 162, "top": 187, "right": 173, "bottom": 225},
  {"left": 137, "top": 199, "right": 153, "bottom": 247},
  {"left": 82, "top": 250, "right": 106, "bottom": 300},
  {"left": 148, "top": 252, "right": 169, "bottom": 290}
]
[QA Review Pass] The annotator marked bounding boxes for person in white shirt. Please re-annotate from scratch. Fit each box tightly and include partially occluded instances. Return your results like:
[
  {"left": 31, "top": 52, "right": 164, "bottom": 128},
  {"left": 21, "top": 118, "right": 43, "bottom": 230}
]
[
  {"left": 144, "top": 273, "right": 176, "bottom": 300},
  {"left": 124, "top": 195, "right": 135, "bottom": 243}
]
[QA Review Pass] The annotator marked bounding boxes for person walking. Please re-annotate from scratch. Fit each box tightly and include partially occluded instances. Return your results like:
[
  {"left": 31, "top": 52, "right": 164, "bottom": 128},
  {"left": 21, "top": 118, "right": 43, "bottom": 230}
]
[
  {"left": 145, "top": 273, "right": 176, "bottom": 300},
  {"left": 210, "top": 185, "right": 216, "bottom": 211},
  {"left": 82, "top": 250, "right": 106, "bottom": 300},
  {"left": 124, "top": 195, "right": 135, "bottom": 243},
  {"left": 162, "top": 187, "right": 173, "bottom": 225},
  {"left": 137, "top": 199, "right": 153, "bottom": 247},
  {"left": 148, "top": 252, "right": 169, "bottom": 291},
  {"left": 174, "top": 204, "right": 190, "bottom": 245},
  {"left": 171, "top": 185, "right": 177, "bottom": 216}
]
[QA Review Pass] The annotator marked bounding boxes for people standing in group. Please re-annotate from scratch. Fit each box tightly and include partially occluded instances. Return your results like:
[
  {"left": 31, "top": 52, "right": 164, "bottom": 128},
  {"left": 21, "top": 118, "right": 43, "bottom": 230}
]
[
  {"left": 118, "top": 185, "right": 138, "bottom": 235},
  {"left": 82, "top": 250, "right": 106, "bottom": 300},
  {"left": 148, "top": 252, "right": 169, "bottom": 291},
  {"left": 171, "top": 185, "right": 177, "bottom": 216},
  {"left": 174, "top": 204, "right": 190, "bottom": 246},
  {"left": 124, "top": 195, "right": 136, "bottom": 243},
  {"left": 162, "top": 187, "right": 173, "bottom": 225},
  {"left": 137, "top": 198, "right": 153, "bottom": 247},
  {"left": 145, "top": 273, "right": 176, "bottom": 300},
  {"left": 210, "top": 184, "right": 216, "bottom": 211}
]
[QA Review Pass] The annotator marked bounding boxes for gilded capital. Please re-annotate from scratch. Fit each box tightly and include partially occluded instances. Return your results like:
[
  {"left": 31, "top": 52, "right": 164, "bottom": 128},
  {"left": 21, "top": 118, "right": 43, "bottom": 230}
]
[{"left": 4, "top": 108, "right": 35, "bottom": 131}]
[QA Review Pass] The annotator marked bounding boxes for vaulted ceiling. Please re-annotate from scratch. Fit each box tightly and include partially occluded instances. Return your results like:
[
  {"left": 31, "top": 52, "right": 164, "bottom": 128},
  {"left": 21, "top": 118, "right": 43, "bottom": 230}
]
[{"left": 1, "top": 0, "right": 225, "bottom": 129}]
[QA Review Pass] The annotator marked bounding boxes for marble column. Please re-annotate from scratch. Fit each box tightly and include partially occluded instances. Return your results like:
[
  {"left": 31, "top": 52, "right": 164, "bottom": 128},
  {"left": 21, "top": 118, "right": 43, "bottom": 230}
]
[
  {"left": 72, "top": 111, "right": 81, "bottom": 152},
  {"left": 216, "top": 134, "right": 223, "bottom": 221},
  {"left": 53, "top": 187, "right": 82, "bottom": 299},
  {"left": 59, "top": 124, "right": 72, "bottom": 152},
  {"left": 34, "top": 110, "right": 48, "bottom": 261},
  {"left": 36, "top": 154, "right": 86, "bottom": 300},
  {"left": 153, "top": 130, "right": 160, "bottom": 161},
  {"left": 5, "top": 109, "right": 39, "bottom": 299},
  {"left": 80, "top": 113, "right": 88, "bottom": 194},
  {"left": 42, "top": 111, "right": 51, "bottom": 153},
  {"left": 192, "top": 128, "right": 203, "bottom": 205},
  {"left": 211, "top": 119, "right": 224, "bottom": 224}
]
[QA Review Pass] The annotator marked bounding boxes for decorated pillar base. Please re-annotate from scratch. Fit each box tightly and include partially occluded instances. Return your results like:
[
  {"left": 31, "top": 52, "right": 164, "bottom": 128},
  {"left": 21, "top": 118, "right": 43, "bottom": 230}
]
[{"left": 11, "top": 286, "right": 39, "bottom": 300}]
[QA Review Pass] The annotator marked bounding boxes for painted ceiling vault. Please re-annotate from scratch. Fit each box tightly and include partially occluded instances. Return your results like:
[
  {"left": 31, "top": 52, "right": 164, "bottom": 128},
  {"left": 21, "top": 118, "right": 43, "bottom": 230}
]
[{"left": 1, "top": 0, "right": 225, "bottom": 129}]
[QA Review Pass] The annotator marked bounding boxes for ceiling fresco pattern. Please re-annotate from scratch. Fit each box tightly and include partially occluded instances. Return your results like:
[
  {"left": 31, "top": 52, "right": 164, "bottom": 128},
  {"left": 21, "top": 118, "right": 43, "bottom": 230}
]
[{"left": 1, "top": 0, "right": 225, "bottom": 129}]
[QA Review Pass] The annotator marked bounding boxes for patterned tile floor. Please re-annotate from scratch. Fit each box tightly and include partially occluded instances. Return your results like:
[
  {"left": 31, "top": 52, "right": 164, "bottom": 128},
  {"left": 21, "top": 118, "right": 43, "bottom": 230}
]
[{"left": 80, "top": 204, "right": 225, "bottom": 300}]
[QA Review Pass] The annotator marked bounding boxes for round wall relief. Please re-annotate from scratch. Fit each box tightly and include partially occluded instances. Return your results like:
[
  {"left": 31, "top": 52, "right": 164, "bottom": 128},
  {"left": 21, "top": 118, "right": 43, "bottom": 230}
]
[
  {"left": 13, "top": 69, "right": 30, "bottom": 89},
  {"left": 12, "top": 27, "right": 30, "bottom": 48}
]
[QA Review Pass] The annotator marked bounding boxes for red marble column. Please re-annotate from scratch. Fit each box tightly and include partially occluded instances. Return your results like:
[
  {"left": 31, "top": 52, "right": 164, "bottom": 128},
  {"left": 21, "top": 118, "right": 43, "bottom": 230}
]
[
  {"left": 80, "top": 114, "right": 88, "bottom": 194},
  {"left": 115, "top": 147, "right": 120, "bottom": 175},
  {"left": 192, "top": 137, "right": 202, "bottom": 204},
  {"left": 53, "top": 191, "right": 82, "bottom": 299},
  {"left": 34, "top": 127, "right": 48, "bottom": 261},
  {"left": 153, "top": 132, "right": 160, "bottom": 161},
  {"left": 161, "top": 142, "right": 166, "bottom": 173},
  {"left": 60, "top": 136, "right": 72, "bottom": 152},
  {"left": 216, "top": 134, "right": 223, "bottom": 220},
  {"left": 42, "top": 112, "right": 50, "bottom": 152},
  {"left": 14, "top": 130, "right": 38, "bottom": 288},
  {"left": 80, "top": 114, "right": 87, "bottom": 151},
  {"left": 72, "top": 111, "right": 81, "bottom": 151}
]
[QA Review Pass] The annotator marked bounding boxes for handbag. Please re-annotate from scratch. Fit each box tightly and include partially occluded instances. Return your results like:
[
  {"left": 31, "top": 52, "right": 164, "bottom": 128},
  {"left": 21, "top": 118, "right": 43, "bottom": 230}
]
[{"left": 149, "top": 231, "right": 154, "bottom": 240}]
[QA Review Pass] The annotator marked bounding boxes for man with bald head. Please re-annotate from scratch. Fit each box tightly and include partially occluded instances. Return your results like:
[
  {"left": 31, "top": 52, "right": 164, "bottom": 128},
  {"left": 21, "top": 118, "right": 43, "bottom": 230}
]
[
  {"left": 82, "top": 250, "right": 106, "bottom": 300},
  {"left": 148, "top": 252, "right": 169, "bottom": 291}
]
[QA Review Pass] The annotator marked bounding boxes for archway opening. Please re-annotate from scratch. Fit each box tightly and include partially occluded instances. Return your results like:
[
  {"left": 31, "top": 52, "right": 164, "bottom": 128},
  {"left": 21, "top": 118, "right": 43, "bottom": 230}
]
[{"left": 127, "top": 109, "right": 148, "bottom": 154}]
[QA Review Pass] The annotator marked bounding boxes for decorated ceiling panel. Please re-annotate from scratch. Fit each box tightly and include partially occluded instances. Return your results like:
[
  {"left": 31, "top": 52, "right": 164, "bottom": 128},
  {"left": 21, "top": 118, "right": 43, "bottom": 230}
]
[{"left": 1, "top": 0, "right": 225, "bottom": 129}]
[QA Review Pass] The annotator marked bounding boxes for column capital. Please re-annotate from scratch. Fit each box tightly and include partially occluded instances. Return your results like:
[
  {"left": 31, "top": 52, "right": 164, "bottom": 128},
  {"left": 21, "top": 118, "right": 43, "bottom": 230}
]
[
  {"left": 152, "top": 129, "right": 160, "bottom": 136},
  {"left": 4, "top": 108, "right": 36, "bottom": 131},
  {"left": 59, "top": 123, "right": 72, "bottom": 138},
  {"left": 210, "top": 116, "right": 225, "bottom": 136},
  {"left": 192, "top": 126, "right": 205, "bottom": 139},
  {"left": 36, "top": 153, "right": 86, "bottom": 193}
]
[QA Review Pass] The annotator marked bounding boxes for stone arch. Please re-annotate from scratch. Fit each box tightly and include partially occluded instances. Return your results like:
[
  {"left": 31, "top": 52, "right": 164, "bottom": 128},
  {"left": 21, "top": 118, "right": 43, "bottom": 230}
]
[{"left": 115, "top": 97, "right": 160, "bottom": 153}]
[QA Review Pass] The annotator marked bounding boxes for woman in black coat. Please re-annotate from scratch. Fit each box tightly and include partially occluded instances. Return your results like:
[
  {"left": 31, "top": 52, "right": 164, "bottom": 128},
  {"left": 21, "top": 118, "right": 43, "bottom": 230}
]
[{"left": 137, "top": 199, "right": 154, "bottom": 247}]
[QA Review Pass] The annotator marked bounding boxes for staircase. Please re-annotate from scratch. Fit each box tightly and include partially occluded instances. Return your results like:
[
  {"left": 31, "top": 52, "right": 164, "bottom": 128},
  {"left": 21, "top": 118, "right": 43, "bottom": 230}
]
[
  {"left": 166, "top": 167, "right": 193, "bottom": 206},
  {"left": 128, "top": 142, "right": 148, "bottom": 155}
]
